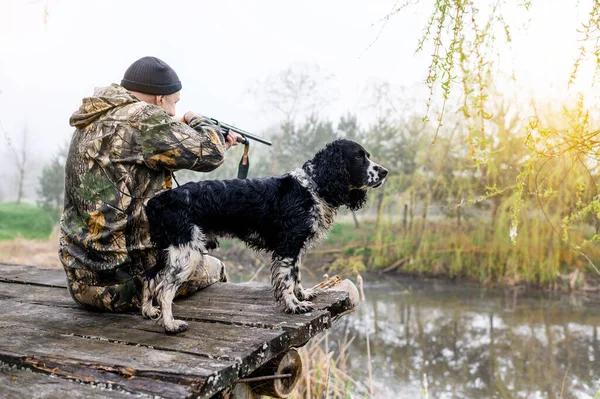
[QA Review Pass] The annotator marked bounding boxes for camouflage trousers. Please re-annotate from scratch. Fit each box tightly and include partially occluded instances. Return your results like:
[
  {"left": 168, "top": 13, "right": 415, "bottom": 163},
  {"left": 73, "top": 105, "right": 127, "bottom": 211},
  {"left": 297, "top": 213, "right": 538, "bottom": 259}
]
[{"left": 64, "top": 255, "right": 228, "bottom": 312}]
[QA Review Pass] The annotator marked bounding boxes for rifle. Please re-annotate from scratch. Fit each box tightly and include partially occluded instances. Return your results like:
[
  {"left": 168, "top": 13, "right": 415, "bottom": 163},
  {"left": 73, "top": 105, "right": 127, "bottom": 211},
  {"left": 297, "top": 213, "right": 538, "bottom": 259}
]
[{"left": 204, "top": 117, "right": 272, "bottom": 179}]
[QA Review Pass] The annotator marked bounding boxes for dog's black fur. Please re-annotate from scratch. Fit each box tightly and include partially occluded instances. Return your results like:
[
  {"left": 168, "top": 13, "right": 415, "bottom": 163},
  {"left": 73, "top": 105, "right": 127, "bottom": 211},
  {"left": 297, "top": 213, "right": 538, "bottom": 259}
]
[{"left": 144, "top": 139, "right": 387, "bottom": 333}]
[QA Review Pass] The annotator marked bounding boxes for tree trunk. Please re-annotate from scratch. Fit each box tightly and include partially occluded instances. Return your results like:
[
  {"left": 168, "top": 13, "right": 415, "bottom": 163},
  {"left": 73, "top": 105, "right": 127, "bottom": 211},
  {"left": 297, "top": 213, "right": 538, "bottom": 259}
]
[
  {"left": 16, "top": 175, "right": 24, "bottom": 204},
  {"left": 490, "top": 196, "right": 501, "bottom": 234},
  {"left": 374, "top": 186, "right": 386, "bottom": 229},
  {"left": 408, "top": 188, "right": 415, "bottom": 233},
  {"left": 12, "top": 126, "right": 28, "bottom": 204},
  {"left": 351, "top": 211, "right": 360, "bottom": 228},
  {"left": 403, "top": 203, "right": 408, "bottom": 237},
  {"left": 270, "top": 137, "right": 282, "bottom": 175}
]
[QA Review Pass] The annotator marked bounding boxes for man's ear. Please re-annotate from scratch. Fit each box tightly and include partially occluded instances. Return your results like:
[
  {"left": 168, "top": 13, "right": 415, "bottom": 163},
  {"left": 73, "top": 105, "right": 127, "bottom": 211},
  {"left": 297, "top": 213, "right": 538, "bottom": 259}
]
[{"left": 155, "top": 95, "right": 165, "bottom": 106}]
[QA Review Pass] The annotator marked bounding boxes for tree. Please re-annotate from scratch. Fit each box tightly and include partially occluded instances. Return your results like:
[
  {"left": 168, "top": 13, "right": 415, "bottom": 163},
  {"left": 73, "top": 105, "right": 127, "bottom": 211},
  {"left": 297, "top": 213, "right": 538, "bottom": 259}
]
[
  {"left": 384, "top": 1, "right": 600, "bottom": 273},
  {"left": 37, "top": 145, "right": 67, "bottom": 217},
  {"left": 9, "top": 125, "right": 31, "bottom": 204},
  {"left": 250, "top": 62, "right": 336, "bottom": 124},
  {"left": 251, "top": 63, "right": 338, "bottom": 175}
]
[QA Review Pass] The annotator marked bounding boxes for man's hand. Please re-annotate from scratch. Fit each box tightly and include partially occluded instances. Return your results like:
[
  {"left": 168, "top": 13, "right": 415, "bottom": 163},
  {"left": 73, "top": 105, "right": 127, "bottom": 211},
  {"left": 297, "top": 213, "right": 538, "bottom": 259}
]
[
  {"left": 183, "top": 111, "right": 241, "bottom": 150},
  {"left": 225, "top": 131, "right": 242, "bottom": 150},
  {"left": 183, "top": 111, "right": 198, "bottom": 125}
]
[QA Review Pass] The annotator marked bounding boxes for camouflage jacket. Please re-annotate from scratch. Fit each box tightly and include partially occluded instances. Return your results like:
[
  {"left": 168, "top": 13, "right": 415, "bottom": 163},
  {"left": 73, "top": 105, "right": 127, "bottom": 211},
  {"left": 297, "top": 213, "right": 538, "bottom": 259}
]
[{"left": 59, "top": 84, "right": 225, "bottom": 287}]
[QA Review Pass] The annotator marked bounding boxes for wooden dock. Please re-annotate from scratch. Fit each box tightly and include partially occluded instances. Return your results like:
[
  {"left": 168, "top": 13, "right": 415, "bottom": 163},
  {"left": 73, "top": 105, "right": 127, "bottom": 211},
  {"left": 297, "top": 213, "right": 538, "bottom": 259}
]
[{"left": 0, "top": 263, "right": 354, "bottom": 398}]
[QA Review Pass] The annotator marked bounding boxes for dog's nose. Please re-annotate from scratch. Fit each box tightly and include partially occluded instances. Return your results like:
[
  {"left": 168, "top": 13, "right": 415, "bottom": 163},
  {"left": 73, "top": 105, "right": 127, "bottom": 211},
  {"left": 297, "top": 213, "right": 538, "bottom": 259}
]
[{"left": 377, "top": 167, "right": 388, "bottom": 178}]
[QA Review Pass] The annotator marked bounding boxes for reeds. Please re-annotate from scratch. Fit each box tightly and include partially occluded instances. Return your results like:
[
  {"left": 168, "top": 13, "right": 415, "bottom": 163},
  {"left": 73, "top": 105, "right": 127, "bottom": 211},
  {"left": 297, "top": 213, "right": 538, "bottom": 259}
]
[{"left": 290, "top": 331, "right": 358, "bottom": 399}]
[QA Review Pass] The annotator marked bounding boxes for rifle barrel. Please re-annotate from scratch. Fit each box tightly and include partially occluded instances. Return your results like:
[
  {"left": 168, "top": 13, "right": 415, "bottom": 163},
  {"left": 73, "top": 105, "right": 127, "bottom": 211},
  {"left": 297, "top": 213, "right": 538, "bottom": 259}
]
[{"left": 209, "top": 118, "right": 272, "bottom": 146}]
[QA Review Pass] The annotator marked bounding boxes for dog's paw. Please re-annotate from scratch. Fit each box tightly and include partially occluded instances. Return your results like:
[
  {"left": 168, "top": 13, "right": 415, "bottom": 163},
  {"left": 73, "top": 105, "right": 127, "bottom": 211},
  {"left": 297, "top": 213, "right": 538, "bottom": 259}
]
[
  {"left": 283, "top": 299, "right": 314, "bottom": 314},
  {"left": 163, "top": 319, "right": 189, "bottom": 334},
  {"left": 296, "top": 288, "right": 317, "bottom": 301},
  {"left": 142, "top": 306, "right": 161, "bottom": 320}
]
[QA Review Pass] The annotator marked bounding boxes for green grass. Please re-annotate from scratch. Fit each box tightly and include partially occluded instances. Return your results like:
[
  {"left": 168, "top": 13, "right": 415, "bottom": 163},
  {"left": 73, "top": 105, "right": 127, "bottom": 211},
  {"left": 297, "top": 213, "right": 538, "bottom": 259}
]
[{"left": 0, "top": 202, "right": 56, "bottom": 240}]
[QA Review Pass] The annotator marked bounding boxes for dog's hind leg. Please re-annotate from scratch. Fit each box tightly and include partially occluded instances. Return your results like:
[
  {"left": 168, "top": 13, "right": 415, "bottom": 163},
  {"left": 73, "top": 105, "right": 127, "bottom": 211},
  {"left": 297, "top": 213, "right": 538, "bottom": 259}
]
[
  {"left": 141, "top": 278, "right": 161, "bottom": 319},
  {"left": 157, "top": 241, "right": 204, "bottom": 333},
  {"left": 272, "top": 254, "right": 314, "bottom": 314}
]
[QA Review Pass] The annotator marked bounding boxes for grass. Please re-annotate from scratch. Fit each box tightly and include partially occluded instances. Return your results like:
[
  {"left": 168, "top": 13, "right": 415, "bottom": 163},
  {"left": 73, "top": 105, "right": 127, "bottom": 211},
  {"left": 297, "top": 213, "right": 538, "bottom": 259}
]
[
  {"left": 290, "top": 332, "right": 358, "bottom": 399},
  {"left": 313, "top": 214, "right": 600, "bottom": 289},
  {"left": 0, "top": 202, "right": 57, "bottom": 241}
]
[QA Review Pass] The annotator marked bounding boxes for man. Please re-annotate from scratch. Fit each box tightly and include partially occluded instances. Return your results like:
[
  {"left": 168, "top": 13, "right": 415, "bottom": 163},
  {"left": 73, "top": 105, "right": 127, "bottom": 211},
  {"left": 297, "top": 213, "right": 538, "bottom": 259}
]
[{"left": 59, "top": 56, "right": 240, "bottom": 312}]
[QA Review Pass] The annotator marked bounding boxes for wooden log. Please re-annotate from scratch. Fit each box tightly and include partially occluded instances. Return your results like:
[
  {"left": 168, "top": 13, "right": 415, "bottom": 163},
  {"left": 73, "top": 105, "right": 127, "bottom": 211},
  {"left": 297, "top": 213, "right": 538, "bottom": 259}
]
[{"left": 245, "top": 349, "right": 303, "bottom": 398}]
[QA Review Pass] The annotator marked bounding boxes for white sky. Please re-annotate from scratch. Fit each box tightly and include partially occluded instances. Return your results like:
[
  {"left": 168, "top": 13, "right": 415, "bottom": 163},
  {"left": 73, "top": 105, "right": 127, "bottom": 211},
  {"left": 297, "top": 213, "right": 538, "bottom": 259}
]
[{"left": 0, "top": 0, "right": 598, "bottom": 198}]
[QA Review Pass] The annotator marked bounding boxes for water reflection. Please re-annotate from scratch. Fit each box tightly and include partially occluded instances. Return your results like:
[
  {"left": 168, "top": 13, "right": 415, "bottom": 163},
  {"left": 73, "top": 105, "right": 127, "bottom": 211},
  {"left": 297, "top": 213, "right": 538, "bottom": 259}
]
[{"left": 329, "top": 278, "right": 600, "bottom": 398}]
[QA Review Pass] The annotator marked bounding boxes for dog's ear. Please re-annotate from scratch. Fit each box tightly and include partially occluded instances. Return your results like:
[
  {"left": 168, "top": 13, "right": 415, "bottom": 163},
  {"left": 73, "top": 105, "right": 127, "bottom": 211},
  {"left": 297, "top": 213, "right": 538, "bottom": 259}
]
[
  {"left": 347, "top": 188, "right": 367, "bottom": 211},
  {"left": 310, "top": 143, "right": 351, "bottom": 207}
]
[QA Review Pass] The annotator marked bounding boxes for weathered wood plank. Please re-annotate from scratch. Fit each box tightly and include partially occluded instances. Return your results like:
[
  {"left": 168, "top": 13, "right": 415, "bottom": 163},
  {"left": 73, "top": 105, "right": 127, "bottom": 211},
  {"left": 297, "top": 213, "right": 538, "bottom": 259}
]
[
  {"left": 0, "top": 298, "right": 288, "bottom": 376},
  {"left": 0, "top": 364, "right": 136, "bottom": 399},
  {"left": 0, "top": 263, "right": 66, "bottom": 287},
  {"left": 174, "top": 293, "right": 340, "bottom": 346},
  {"left": 0, "top": 322, "right": 237, "bottom": 398},
  {"left": 181, "top": 282, "right": 352, "bottom": 318},
  {"left": 0, "top": 276, "right": 351, "bottom": 346},
  {"left": 0, "top": 263, "right": 351, "bottom": 325},
  {"left": 1, "top": 354, "right": 196, "bottom": 399}
]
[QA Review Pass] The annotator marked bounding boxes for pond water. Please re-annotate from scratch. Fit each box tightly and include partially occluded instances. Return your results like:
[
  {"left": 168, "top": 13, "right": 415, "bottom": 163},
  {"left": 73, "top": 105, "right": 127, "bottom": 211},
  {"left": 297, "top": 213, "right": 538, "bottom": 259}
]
[{"left": 325, "top": 276, "right": 600, "bottom": 398}]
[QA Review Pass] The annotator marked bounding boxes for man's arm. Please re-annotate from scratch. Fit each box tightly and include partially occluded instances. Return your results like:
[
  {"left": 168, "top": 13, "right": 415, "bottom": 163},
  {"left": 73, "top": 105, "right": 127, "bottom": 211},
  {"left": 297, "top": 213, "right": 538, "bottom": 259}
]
[{"left": 137, "top": 110, "right": 226, "bottom": 173}]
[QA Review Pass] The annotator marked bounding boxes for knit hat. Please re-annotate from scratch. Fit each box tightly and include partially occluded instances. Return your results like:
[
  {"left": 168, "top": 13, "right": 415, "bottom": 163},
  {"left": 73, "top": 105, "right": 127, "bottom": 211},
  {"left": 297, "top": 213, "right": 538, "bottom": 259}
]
[{"left": 121, "top": 56, "right": 182, "bottom": 95}]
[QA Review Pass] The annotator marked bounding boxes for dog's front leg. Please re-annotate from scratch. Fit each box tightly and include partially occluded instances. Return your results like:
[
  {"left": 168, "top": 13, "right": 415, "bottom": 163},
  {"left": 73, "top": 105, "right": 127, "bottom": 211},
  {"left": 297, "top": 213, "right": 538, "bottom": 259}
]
[
  {"left": 271, "top": 254, "right": 314, "bottom": 314},
  {"left": 293, "top": 255, "right": 317, "bottom": 301}
]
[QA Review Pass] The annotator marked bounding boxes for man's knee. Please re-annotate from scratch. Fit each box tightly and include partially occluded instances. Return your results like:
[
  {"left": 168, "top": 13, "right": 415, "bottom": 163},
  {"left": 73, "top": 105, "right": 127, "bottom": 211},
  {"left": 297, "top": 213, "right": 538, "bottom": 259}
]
[
  {"left": 176, "top": 255, "right": 227, "bottom": 297},
  {"left": 205, "top": 255, "right": 228, "bottom": 283},
  {"left": 65, "top": 272, "right": 141, "bottom": 312}
]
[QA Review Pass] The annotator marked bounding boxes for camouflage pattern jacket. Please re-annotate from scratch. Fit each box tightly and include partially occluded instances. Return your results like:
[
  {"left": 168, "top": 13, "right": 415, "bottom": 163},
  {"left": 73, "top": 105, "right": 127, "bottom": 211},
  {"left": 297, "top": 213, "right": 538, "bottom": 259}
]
[{"left": 59, "top": 84, "right": 225, "bottom": 294}]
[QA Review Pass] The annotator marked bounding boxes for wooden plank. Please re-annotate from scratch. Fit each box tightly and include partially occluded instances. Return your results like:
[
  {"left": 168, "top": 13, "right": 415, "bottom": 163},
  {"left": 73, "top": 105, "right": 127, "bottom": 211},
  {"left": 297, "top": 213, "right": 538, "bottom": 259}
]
[
  {"left": 0, "top": 282, "right": 75, "bottom": 308},
  {"left": 0, "top": 363, "right": 134, "bottom": 399},
  {"left": 0, "top": 298, "right": 288, "bottom": 376},
  {"left": 0, "top": 264, "right": 351, "bottom": 318},
  {"left": 0, "top": 263, "right": 66, "bottom": 288},
  {"left": 186, "top": 282, "right": 352, "bottom": 319},
  {"left": 174, "top": 290, "right": 348, "bottom": 346},
  {"left": 1, "top": 354, "right": 196, "bottom": 399},
  {"left": 0, "top": 321, "right": 238, "bottom": 398},
  {"left": 0, "top": 279, "right": 346, "bottom": 350},
  {"left": 0, "top": 268, "right": 351, "bottom": 344},
  {"left": 0, "top": 263, "right": 351, "bottom": 324}
]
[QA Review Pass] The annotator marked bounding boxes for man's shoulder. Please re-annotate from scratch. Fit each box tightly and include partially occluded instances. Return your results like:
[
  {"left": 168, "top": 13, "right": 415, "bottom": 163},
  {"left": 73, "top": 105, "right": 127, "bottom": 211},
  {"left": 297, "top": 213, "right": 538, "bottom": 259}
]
[
  {"left": 118, "top": 101, "right": 163, "bottom": 122},
  {"left": 122, "top": 102, "right": 174, "bottom": 129}
]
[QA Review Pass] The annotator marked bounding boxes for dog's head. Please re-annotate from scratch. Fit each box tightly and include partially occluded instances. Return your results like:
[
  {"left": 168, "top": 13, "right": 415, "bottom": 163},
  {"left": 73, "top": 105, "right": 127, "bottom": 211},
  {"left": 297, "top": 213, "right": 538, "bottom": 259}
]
[{"left": 306, "top": 139, "right": 388, "bottom": 210}]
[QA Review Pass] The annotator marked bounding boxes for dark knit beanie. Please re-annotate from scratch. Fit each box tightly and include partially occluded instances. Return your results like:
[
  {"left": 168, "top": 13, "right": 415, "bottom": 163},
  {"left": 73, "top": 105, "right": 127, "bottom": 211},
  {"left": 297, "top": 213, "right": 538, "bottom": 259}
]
[{"left": 121, "top": 56, "right": 182, "bottom": 95}]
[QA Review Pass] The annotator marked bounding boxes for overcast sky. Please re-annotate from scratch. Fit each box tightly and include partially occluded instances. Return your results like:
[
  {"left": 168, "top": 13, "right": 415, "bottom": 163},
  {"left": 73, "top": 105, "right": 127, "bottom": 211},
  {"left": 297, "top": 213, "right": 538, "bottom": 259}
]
[{"left": 0, "top": 0, "right": 597, "bottom": 198}]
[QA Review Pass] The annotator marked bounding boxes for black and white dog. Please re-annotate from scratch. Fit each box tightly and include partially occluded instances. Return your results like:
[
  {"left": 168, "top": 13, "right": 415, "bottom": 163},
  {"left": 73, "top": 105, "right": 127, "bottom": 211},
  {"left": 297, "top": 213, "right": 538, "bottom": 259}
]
[{"left": 144, "top": 139, "right": 387, "bottom": 333}]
